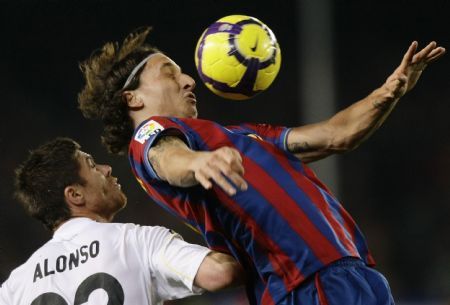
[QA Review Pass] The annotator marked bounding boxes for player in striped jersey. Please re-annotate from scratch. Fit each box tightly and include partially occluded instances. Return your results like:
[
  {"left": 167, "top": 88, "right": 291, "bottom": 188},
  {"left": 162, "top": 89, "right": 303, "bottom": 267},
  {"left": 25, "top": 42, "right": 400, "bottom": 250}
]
[
  {"left": 78, "top": 27, "right": 445, "bottom": 305},
  {"left": 1, "top": 138, "right": 242, "bottom": 305}
]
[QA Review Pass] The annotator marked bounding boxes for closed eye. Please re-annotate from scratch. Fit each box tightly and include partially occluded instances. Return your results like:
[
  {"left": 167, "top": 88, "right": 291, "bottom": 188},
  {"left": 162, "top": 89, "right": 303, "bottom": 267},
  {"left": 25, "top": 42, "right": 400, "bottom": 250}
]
[
  {"left": 86, "top": 156, "right": 96, "bottom": 168},
  {"left": 161, "top": 62, "right": 181, "bottom": 79}
]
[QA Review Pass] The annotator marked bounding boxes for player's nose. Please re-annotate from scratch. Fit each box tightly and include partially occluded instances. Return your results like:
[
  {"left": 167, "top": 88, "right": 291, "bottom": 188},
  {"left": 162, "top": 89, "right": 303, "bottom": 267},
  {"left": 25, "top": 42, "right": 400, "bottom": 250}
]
[
  {"left": 98, "top": 164, "right": 112, "bottom": 177},
  {"left": 182, "top": 73, "right": 196, "bottom": 91}
]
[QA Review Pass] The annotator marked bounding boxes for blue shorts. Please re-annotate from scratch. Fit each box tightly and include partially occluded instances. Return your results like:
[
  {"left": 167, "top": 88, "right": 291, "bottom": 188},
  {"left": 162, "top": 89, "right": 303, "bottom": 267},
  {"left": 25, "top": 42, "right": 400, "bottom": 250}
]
[{"left": 278, "top": 257, "right": 395, "bottom": 305}]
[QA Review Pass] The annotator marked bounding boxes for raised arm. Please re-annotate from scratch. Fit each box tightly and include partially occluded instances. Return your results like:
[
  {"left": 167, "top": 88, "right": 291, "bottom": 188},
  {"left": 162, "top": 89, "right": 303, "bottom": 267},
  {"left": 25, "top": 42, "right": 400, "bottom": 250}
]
[
  {"left": 148, "top": 136, "right": 248, "bottom": 195},
  {"left": 287, "top": 41, "right": 446, "bottom": 163}
]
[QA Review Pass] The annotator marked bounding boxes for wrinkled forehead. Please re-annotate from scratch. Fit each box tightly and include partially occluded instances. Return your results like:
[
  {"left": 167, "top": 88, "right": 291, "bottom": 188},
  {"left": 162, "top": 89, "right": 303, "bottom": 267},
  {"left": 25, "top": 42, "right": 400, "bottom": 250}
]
[
  {"left": 76, "top": 149, "right": 89, "bottom": 159},
  {"left": 143, "top": 53, "right": 180, "bottom": 72},
  {"left": 76, "top": 150, "right": 94, "bottom": 166}
]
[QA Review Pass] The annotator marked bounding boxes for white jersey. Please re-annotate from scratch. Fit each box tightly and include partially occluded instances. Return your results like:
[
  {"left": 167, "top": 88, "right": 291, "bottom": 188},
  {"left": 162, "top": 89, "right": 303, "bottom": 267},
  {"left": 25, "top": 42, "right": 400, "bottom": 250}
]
[{"left": 0, "top": 218, "right": 211, "bottom": 305}]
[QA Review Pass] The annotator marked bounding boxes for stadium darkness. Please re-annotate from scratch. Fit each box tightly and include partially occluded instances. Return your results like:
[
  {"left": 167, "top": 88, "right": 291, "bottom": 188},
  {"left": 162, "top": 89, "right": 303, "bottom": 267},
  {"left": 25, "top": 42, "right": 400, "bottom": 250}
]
[{"left": 0, "top": 1, "right": 449, "bottom": 303}]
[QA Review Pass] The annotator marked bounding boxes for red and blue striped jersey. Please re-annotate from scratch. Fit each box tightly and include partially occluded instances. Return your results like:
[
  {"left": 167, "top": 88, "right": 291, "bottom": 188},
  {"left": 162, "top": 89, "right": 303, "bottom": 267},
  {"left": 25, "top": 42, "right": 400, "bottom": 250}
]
[{"left": 128, "top": 116, "right": 375, "bottom": 305}]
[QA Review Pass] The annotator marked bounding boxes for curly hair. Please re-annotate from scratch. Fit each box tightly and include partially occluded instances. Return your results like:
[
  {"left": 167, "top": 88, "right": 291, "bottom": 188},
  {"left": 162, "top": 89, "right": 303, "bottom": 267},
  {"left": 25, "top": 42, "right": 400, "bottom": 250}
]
[
  {"left": 78, "top": 27, "right": 159, "bottom": 155},
  {"left": 14, "top": 138, "right": 85, "bottom": 231}
]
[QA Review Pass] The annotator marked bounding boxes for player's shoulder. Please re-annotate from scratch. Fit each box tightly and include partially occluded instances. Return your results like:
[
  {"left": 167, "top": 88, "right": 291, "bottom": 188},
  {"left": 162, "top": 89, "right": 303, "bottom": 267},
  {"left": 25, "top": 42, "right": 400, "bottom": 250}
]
[
  {"left": 131, "top": 117, "right": 180, "bottom": 147},
  {"left": 0, "top": 238, "right": 53, "bottom": 293},
  {"left": 80, "top": 221, "right": 147, "bottom": 240},
  {"left": 119, "top": 223, "right": 176, "bottom": 241},
  {"left": 94, "top": 222, "right": 175, "bottom": 244},
  {"left": 147, "top": 116, "right": 220, "bottom": 128}
]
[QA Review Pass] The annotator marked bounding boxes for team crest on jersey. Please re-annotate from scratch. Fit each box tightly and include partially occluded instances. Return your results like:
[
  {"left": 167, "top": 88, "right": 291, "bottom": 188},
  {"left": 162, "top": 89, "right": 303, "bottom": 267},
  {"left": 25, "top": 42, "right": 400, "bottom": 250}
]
[{"left": 135, "top": 120, "right": 164, "bottom": 144}]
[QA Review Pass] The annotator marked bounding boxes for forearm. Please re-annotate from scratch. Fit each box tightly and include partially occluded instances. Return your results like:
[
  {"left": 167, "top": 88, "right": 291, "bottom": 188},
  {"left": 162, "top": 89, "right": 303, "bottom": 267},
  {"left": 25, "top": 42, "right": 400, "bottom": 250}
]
[
  {"left": 149, "top": 137, "right": 247, "bottom": 194},
  {"left": 288, "top": 41, "right": 445, "bottom": 163},
  {"left": 148, "top": 136, "right": 201, "bottom": 187},
  {"left": 287, "top": 85, "right": 400, "bottom": 163},
  {"left": 327, "top": 40, "right": 446, "bottom": 151},
  {"left": 327, "top": 85, "right": 399, "bottom": 151}
]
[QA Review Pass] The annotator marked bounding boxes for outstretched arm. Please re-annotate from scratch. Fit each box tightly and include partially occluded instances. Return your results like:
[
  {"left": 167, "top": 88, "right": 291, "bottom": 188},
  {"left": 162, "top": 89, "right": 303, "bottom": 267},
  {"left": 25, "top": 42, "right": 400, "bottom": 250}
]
[
  {"left": 148, "top": 136, "right": 248, "bottom": 195},
  {"left": 287, "top": 41, "right": 446, "bottom": 163}
]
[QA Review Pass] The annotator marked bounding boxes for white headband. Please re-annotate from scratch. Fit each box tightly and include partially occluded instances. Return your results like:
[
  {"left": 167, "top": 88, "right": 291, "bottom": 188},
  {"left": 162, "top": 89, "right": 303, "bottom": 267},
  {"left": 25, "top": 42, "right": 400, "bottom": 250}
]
[{"left": 122, "top": 53, "right": 157, "bottom": 89}]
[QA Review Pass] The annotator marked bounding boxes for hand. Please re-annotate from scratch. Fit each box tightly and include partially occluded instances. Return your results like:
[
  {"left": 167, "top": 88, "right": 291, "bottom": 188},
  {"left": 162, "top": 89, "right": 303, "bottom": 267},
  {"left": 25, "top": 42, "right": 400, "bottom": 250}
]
[
  {"left": 191, "top": 147, "right": 248, "bottom": 196},
  {"left": 384, "top": 41, "right": 446, "bottom": 99}
]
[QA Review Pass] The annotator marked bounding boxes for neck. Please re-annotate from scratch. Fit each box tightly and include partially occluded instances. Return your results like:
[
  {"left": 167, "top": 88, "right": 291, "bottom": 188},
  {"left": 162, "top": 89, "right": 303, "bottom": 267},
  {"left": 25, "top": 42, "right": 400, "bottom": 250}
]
[
  {"left": 71, "top": 211, "right": 112, "bottom": 224},
  {"left": 130, "top": 109, "right": 154, "bottom": 129},
  {"left": 52, "top": 215, "right": 108, "bottom": 233}
]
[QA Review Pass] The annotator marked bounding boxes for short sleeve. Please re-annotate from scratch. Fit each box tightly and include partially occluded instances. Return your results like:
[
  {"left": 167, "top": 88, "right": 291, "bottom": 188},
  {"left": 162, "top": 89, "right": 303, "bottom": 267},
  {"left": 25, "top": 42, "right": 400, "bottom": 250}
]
[
  {"left": 232, "top": 123, "right": 291, "bottom": 151},
  {"left": 138, "top": 226, "right": 211, "bottom": 300},
  {"left": 0, "top": 282, "right": 12, "bottom": 305},
  {"left": 129, "top": 117, "right": 195, "bottom": 180}
]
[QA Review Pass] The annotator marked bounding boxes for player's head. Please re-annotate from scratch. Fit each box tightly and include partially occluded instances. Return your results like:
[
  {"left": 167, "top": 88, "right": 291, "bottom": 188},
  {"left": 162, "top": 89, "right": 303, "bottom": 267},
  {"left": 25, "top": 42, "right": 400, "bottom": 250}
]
[
  {"left": 78, "top": 26, "right": 197, "bottom": 156},
  {"left": 122, "top": 52, "right": 198, "bottom": 123},
  {"left": 14, "top": 137, "right": 126, "bottom": 231},
  {"left": 78, "top": 27, "right": 158, "bottom": 155}
]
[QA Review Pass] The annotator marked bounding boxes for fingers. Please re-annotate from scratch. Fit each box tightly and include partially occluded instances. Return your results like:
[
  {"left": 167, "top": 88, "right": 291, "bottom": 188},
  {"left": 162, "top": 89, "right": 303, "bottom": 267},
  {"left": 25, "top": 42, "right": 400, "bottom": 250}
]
[
  {"left": 196, "top": 170, "right": 213, "bottom": 190},
  {"left": 195, "top": 147, "right": 248, "bottom": 196},
  {"left": 216, "top": 146, "right": 243, "bottom": 165},
  {"left": 216, "top": 147, "right": 245, "bottom": 175},
  {"left": 425, "top": 46, "right": 446, "bottom": 64},
  {"left": 200, "top": 164, "right": 240, "bottom": 196},
  {"left": 409, "top": 41, "right": 446, "bottom": 66},
  {"left": 399, "top": 41, "right": 418, "bottom": 71},
  {"left": 399, "top": 41, "right": 445, "bottom": 68},
  {"left": 412, "top": 41, "right": 436, "bottom": 64},
  {"left": 214, "top": 158, "right": 248, "bottom": 192},
  {"left": 385, "top": 40, "right": 444, "bottom": 95}
]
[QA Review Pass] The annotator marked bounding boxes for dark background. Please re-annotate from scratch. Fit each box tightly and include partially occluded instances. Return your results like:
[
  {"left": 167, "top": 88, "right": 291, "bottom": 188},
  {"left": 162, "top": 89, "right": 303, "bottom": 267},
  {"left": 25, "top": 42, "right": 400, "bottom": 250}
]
[{"left": 0, "top": 0, "right": 449, "bottom": 304}]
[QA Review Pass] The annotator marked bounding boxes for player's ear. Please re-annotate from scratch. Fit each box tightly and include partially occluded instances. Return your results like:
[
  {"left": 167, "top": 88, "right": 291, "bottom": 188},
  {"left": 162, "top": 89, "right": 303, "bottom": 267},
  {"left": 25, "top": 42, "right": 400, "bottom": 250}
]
[
  {"left": 123, "top": 91, "right": 144, "bottom": 109},
  {"left": 64, "top": 184, "right": 85, "bottom": 207}
]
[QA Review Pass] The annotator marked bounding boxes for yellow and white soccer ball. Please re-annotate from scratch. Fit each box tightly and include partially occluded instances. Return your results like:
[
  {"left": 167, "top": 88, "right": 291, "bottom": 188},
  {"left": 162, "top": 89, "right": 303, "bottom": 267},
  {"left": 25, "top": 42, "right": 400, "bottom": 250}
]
[{"left": 194, "top": 15, "right": 281, "bottom": 100}]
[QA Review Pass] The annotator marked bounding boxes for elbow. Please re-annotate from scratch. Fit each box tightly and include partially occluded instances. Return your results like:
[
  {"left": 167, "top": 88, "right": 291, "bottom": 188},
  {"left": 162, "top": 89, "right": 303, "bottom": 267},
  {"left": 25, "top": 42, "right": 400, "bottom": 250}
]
[
  {"left": 221, "top": 260, "right": 244, "bottom": 289},
  {"left": 165, "top": 172, "right": 197, "bottom": 187},
  {"left": 334, "top": 141, "right": 360, "bottom": 154},
  {"left": 347, "top": 141, "right": 362, "bottom": 152},
  {"left": 317, "top": 124, "right": 357, "bottom": 155},
  {"left": 195, "top": 252, "right": 244, "bottom": 292},
  {"left": 329, "top": 134, "right": 362, "bottom": 154},
  {"left": 207, "top": 261, "right": 243, "bottom": 292}
]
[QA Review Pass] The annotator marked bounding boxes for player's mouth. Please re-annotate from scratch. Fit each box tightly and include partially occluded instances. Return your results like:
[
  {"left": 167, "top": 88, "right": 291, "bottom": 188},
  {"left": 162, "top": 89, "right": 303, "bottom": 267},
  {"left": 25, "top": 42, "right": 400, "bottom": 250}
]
[
  {"left": 185, "top": 92, "right": 197, "bottom": 105},
  {"left": 112, "top": 177, "right": 121, "bottom": 190}
]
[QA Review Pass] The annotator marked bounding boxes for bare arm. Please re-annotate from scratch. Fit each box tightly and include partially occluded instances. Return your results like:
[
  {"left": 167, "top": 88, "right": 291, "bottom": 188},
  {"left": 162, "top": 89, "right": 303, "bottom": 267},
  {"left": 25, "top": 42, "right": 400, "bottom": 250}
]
[
  {"left": 194, "top": 251, "right": 244, "bottom": 291},
  {"left": 148, "top": 136, "right": 247, "bottom": 195},
  {"left": 287, "top": 41, "right": 446, "bottom": 163},
  {"left": 287, "top": 84, "right": 400, "bottom": 163}
]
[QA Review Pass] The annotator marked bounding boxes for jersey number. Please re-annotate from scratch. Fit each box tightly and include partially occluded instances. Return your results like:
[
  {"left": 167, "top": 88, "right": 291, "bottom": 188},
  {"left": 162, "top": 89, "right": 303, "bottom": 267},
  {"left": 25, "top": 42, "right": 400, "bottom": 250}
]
[{"left": 30, "top": 272, "right": 124, "bottom": 305}]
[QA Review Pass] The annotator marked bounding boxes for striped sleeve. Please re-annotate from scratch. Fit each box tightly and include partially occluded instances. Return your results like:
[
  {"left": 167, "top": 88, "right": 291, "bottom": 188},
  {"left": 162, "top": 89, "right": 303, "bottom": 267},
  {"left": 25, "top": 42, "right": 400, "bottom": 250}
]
[
  {"left": 235, "top": 123, "right": 291, "bottom": 151},
  {"left": 129, "top": 117, "right": 195, "bottom": 180}
]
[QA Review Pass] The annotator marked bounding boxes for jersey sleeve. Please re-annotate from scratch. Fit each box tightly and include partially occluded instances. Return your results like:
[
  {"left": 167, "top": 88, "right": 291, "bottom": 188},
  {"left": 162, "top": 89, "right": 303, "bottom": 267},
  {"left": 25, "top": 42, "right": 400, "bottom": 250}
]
[
  {"left": 128, "top": 116, "right": 196, "bottom": 181},
  {"left": 137, "top": 225, "right": 211, "bottom": 300},
  {"left": 0, "top": 281, "right": 12, "bottom": 305},
  {"left": 233, "top": 123, "right": 291, "bottom": 151}
]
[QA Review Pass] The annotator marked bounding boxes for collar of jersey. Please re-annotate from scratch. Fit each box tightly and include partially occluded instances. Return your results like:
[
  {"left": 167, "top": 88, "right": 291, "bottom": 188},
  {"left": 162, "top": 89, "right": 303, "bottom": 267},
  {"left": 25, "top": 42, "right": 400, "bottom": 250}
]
[{"left": 53, "top": 217, "right": 95, "bottom": 241}]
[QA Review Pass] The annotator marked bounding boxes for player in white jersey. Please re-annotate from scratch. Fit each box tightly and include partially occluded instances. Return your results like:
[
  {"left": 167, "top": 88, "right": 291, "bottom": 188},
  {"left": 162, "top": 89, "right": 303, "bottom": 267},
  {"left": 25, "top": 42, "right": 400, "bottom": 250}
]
[{"left": 0, "top": 137, "right": 242, "bottom": 305}]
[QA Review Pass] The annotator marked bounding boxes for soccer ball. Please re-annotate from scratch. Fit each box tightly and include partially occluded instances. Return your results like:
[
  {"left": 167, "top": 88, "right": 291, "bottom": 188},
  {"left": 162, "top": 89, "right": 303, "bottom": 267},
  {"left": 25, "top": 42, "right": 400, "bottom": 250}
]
[{"left": 194, "top": 15, "right": 281, "bottom": 100}]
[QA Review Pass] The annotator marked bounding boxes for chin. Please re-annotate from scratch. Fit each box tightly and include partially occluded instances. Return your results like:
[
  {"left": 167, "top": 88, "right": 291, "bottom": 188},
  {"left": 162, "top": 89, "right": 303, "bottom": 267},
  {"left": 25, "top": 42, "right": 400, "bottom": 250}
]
[
  {"left": 189, "top": 109, "right": 198, "bottom": 118},
  {"left": 119, "top": 195, "right": 128, "bottom": 208},
  {"left": 180, "top": 111, "right": 197, "bottom": 119}
]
